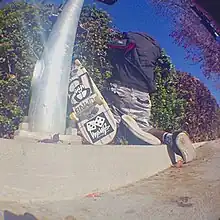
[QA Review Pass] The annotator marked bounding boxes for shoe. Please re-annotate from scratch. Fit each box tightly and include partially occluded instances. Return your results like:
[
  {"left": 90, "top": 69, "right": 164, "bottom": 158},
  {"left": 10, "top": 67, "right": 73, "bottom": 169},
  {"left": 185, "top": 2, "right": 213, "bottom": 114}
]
[
  {"left": 172, "top": 131, "right": 196, "bottom": 163},
  {"left": 121, "top": 114, "right": 161, "bottom": 145}
]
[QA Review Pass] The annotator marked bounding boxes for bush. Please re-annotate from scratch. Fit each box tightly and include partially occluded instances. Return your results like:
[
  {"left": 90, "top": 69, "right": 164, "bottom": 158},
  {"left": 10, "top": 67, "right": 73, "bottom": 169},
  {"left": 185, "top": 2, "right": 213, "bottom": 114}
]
[
  {"left": 0, "top": 1, "right": 54, "bottom": 138},
  {"left": 0, "top": 78, "right": 23, "bottom": 138},
  {"left": 74, "top": 5, "right": 113, "bottom": 90},
  {"left": 176, "top": 71, "right": 220, "bottom": 142},
  {"left": 151, "top": 51, "right": 186, "bottom": 132},
  {"left": 151, "top": 52, "right": 220, "bottom": 142},
  {"left": 1, "top": 2, "right": 219, "bottom": 142}
]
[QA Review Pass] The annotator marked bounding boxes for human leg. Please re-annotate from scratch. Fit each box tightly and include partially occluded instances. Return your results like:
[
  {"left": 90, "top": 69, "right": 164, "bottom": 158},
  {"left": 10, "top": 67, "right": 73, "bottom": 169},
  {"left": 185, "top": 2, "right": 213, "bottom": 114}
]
[
  {"left": 104, "top": 84, "right": 196, "bottom": 162},
  {"left": 102, "top": 86, "right": 127, "bottom": 144},
  {"left": 103, "top": 84, "right": 161, "bottom": 145},
  {"left": 119, "top": 87, "right": 196, "bottom": 163}
]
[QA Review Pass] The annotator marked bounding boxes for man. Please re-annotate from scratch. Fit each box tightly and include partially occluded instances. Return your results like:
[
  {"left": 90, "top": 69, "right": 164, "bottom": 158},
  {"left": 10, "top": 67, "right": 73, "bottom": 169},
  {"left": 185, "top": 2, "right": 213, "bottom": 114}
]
[{"left": 104, "top": 31, "right": 196, "bottom": 164}]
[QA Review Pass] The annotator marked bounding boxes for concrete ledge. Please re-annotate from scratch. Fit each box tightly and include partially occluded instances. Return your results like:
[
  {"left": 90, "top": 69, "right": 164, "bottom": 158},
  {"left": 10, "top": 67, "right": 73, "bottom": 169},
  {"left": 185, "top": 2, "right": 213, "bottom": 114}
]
[
  {"left": 193, "top": 141, "right": 207, "bottom": 149},
  {"left": 0, "top": 138, "right": 172, "bottom": 202},
  {"left": 14, "top": 130, "right": 81, "bottom": 145},
  {"left": 0, "top": 139, "right": 207, "bottom": 202}
]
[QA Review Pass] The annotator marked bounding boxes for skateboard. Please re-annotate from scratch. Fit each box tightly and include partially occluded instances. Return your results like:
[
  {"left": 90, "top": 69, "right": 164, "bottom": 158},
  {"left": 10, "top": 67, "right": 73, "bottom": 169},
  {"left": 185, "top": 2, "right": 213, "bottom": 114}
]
[{"left": 68, "top": 59, "right": 117, "bottom": 145}]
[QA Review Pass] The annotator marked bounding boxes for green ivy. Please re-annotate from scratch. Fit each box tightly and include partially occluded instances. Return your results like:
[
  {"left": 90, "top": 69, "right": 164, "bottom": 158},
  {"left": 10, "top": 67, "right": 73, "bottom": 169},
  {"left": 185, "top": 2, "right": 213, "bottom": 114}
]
[
  {"left": 0, "top": 1, "right": 54, "bottom": 138},
  {"left": 151, "top": 50, "right": 186, "bottom": 132},
  {"left": 74, "top": 5, "right": 113, "bottom": 90},
  {"left": 0, "top": 2, "right": 219, "bottom": 142}
]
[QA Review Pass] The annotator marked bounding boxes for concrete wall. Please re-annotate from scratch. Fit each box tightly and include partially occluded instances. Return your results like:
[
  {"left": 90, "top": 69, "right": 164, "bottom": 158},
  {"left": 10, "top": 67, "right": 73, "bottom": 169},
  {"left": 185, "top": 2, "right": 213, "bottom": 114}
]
[{"left": 0, "top": 139, "right": 205, "bottom": 202}]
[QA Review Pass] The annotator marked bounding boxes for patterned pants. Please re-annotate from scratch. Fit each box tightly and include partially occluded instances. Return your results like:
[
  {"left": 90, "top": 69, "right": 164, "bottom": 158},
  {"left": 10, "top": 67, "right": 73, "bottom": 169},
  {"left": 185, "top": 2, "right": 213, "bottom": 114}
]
[{"left": 103, "top": 83, "right": 153, "bottom": 143}]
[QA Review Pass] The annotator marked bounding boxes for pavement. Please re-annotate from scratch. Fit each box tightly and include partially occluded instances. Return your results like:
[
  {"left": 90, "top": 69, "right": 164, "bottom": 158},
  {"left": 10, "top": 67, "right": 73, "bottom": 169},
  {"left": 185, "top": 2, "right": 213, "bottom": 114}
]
[{"left": 0, "top": 139, "right": 220, "bottom": 220}]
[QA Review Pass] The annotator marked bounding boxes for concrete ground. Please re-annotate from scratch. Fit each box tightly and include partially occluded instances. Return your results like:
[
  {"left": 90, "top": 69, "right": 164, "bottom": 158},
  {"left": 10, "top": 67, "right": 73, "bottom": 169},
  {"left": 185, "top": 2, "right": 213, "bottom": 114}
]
[{"left": 0, "top": 139, "right": 220, "bottom": 220}]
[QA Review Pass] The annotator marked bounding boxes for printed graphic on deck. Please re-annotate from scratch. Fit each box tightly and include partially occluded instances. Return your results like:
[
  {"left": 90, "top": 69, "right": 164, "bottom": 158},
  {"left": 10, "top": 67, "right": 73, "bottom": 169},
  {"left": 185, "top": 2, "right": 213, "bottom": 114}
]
[
  {"left": 86, "top": 112, "right": 114, "bottom": 143},
  {"left": 68, "top": 76, "right": 91, "bottom": 107}
]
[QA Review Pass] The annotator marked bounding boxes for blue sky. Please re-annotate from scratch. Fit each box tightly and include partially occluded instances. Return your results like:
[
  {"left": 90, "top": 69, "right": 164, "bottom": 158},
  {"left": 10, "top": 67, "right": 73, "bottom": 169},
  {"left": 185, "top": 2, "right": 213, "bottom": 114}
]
[{"left": 2, "top": 0, "right": 220, "bottom": 103}]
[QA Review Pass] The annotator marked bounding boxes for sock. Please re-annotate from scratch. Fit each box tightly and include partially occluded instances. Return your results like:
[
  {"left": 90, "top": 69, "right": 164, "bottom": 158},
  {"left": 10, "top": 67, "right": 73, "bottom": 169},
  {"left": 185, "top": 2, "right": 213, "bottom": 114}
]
[{"left": 162, "top": 132, "right": 173, "bottom": 146}]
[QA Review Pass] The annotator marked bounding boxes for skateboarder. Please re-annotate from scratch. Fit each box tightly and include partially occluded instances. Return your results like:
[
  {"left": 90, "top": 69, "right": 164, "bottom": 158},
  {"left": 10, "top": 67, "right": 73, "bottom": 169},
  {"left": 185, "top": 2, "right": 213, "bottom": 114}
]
[{"left": 104, "top": 31, "right": 196, "bottom": 164}]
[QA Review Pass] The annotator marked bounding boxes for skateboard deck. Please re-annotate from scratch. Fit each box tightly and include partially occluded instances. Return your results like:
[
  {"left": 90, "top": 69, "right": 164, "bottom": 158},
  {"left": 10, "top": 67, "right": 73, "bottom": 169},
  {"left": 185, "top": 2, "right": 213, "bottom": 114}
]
[{"left": 68, "top": 60, "right": 117, "bottom": 145}]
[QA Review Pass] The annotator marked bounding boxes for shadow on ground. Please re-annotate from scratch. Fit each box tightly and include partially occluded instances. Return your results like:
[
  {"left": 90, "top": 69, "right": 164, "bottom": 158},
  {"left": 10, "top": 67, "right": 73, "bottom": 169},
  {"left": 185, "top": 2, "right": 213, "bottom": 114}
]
[
  {"left": 1, "top": 211, "right": 38, "bottom": 220},
  {"left": 1, "top": 210, "right": 77, "bottom": 220}
]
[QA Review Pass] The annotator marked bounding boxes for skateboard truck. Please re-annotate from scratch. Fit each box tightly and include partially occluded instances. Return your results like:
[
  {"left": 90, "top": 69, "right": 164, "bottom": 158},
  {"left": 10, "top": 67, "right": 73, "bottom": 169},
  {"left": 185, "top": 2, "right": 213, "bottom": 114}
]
[
  {"left": 70, "top": 112, "right": 79, "bottom": 122},
  {"left": 95, "top": 95, "right": 105, "bottom": 105},
  {"left": 74, "top": 59, "right": 81, "bottom": 66}
]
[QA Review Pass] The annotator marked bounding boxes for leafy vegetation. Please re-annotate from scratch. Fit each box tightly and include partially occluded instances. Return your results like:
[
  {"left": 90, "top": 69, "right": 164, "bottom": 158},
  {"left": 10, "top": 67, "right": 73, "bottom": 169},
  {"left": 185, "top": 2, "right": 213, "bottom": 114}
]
[
  {"left": 151, "top": 53, "right": 220, "bottom": 142},
  {"left": 74, "top": 5, "right": 113, "bottom": 90},
  {"left": 150, "top": 51, "right": 186, "bottom": 132},
  {"left": 0, "top": 1, "right": 54, "bottom": 137},
  {"left": 151, "top": 52, "right": 220, "bottom": 142},
  {"left": 150, "top": 0, "right": 220, "bottom": 79},
  {"left": 176, "top": 71, "right": 220, "bottom": 142},
  {"left": 0, "top": 1, "right": 219, "bottom": 142}
]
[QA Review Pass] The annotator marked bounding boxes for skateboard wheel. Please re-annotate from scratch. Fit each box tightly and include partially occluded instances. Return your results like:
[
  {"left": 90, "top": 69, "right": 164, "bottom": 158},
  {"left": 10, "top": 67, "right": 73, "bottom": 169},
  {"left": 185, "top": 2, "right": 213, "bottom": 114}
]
[
  {"left": 69, "top": 112, "right": 79, "bottom": 121},
  {"left": 95, "top": 96, "right": 104, "bottom": 105},
  {"left": 74, "top": 59, "right": 81, "bottom": 66}
]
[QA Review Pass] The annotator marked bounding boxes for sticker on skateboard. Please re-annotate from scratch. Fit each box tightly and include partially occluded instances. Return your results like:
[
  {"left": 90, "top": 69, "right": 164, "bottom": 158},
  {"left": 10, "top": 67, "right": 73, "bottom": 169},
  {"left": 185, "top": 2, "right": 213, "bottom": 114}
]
[
  {"left": 85, "top": 112, "right": 114, "bottom": 143},
  {"left": 68, "top": 73, "right": 92, "bottom": 107},
  {"left": 68, "top": 60, "right": 117, "bottom": 145}
]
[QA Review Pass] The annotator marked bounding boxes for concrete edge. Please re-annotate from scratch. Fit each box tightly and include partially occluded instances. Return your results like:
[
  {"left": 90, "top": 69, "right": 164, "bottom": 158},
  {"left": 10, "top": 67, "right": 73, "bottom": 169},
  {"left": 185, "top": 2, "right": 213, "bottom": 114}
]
[
  {"left": 193, "top": 141, "right": 207, "bottom": 149},
  {"left": 0, "top": 139, "right": 212, "bottom": 203}
]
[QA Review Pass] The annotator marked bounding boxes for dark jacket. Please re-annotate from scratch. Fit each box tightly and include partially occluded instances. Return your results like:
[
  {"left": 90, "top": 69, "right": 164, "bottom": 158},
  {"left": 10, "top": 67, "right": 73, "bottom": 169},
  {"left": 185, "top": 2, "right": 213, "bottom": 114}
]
[{"left": 107, "top": 32, "right": 161, "bottom": 93}]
